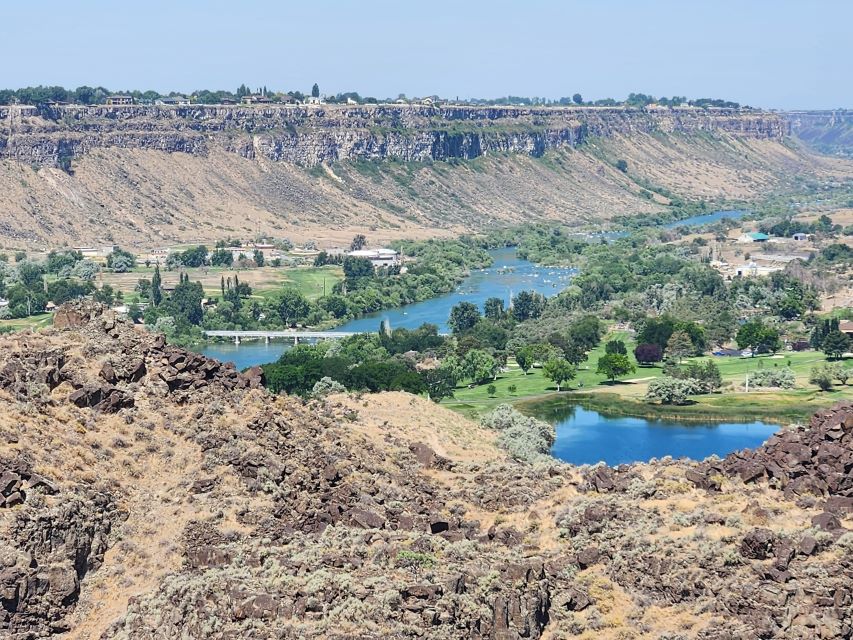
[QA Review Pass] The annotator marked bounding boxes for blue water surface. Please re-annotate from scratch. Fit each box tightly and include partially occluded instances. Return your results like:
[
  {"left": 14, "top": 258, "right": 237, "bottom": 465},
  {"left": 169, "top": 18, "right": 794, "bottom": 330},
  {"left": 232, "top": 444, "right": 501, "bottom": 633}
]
[
  {"left": 334, "top": 247, "right": 575, "bottom": 334},
  {"left": 544, "top": 403, "right": 777, "bottom": 465}
]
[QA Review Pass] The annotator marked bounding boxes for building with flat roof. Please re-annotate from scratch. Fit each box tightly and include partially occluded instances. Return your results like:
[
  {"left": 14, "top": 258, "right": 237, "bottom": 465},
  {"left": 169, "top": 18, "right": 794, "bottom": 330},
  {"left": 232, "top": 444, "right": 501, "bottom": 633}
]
[
  {"left": 347, "top": 248, "right": 400, "bottom": 268},
  {"left": 106, "top": 95, "right": 133, "bottom": 105},
  {"left": 156, "top": 96, "right": 191, "bottom": 106}
]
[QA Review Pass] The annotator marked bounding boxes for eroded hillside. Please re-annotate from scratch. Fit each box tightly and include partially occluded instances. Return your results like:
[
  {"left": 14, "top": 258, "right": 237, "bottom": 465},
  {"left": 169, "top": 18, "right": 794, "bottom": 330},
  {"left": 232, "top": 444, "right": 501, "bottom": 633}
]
[
  {"left": 1, "top": 105, "right": 849, "bottom": 249},
  {"left": 1, "top": 303, "right": 851, "bottom": 639}
]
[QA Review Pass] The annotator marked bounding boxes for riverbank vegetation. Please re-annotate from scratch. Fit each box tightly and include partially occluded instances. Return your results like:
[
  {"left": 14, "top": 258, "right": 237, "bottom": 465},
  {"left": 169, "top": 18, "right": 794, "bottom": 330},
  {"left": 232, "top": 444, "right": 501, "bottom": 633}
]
[
  {"left": 250, "top": 210, "right": 852, "bottom": 423},
  {"left": 99, "top": 237, "right": 491, "bottom": 345}
]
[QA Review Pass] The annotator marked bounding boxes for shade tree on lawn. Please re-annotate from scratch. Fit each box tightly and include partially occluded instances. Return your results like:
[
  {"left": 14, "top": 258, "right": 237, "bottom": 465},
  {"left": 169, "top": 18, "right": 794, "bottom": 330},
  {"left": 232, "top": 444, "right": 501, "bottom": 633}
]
[
  {"left": 596, "top": 353, "right": 636, "bottom": 383},
  {"left": 543, "top": 357, "right": 577, "bottom": 391},
  {"left": 736, "top": 319, "right": 781, "bottom": 356}
]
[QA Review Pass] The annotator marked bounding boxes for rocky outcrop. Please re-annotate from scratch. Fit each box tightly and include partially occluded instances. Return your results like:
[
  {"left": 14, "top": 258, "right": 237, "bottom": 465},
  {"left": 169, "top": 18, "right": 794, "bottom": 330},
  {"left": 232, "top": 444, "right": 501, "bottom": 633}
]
[
  {"left": 687, "top": 403, "right": 853, "bottom": 504},
  {"left": 0, "top": 104, "right": 788, "bottom": 169},
  {"left": 1, "top": 303, "right": 851, "bottom": 639},
  {"left": 1, "top": 458, "right": 119, "bottom": 638}
]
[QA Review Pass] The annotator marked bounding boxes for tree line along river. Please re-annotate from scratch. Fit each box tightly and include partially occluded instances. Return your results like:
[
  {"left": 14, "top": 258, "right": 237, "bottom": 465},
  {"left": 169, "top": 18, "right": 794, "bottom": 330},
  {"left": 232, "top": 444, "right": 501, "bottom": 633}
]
[{"left": 202, "top": 209, "right": 778, "bottom": 465}]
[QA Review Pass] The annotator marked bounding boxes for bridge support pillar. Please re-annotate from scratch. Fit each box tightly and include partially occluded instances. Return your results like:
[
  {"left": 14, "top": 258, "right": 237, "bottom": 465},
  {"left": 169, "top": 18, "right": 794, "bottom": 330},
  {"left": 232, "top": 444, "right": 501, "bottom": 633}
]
[
  {"left": 234, "top": 336, "right": 240, "bottom": 345},
  {"left": 265, "top": 336, "right": 270, "bottom": 345},
  {"left": 293, "top": 336, "right": 298, "bottom": 346}
]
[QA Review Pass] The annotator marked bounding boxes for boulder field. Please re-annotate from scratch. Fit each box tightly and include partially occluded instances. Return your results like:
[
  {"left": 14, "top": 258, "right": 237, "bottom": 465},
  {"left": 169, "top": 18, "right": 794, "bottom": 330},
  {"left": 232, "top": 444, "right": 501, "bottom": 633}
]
[{"left": 0, "top": 302, "right": 851, "bottom": 639}]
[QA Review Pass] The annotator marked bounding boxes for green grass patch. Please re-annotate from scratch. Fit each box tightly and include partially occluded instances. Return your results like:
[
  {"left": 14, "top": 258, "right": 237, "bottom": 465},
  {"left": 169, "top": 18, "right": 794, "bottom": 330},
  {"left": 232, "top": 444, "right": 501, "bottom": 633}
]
[
  {"left": 519, "top": 389, "right": 847, "bottom": 425},
  {"left": 0, "top": 313, "right": 53, "bottom": 332},
  {"left": 252, "top": 266, "right": 343, "bottom": 302}
]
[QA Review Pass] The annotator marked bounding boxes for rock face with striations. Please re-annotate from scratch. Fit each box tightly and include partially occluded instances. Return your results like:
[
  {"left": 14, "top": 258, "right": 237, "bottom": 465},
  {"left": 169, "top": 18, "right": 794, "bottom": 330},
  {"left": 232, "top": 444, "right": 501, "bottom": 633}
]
[{"left": 0, "top": 103, "right": 788, "bottom": 169}]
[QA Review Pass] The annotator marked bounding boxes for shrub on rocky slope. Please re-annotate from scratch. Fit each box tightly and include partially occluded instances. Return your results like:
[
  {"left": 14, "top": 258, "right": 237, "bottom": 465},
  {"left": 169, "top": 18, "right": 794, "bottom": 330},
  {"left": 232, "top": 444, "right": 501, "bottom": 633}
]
[{"left": 0, "top": 302, "right": 850, "bottom": 639}]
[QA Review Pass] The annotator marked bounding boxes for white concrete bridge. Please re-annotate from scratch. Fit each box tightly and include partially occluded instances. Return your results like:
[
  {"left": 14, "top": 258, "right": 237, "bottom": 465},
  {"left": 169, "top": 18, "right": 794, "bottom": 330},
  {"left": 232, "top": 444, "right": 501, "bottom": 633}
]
[{"left": 204, "top": 330, "right": 358, "bottom": 345}]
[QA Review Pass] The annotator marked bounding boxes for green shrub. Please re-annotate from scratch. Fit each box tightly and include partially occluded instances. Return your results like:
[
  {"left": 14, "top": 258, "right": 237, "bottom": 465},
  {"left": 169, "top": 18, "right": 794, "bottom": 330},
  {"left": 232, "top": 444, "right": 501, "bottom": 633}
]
[
  {"left": 749, "top": 367, "right": 796, "bottom": 389},
  {"left": 481, "top": 404, "right": 555, "bottom": 463}
]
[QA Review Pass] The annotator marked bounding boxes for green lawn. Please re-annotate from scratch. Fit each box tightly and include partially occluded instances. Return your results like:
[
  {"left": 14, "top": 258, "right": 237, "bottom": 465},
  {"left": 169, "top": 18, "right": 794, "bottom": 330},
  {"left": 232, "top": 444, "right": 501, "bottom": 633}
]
[
  {"left": 253, "top": 266, "right": 343, "bottom": 302},
  {"left": 0, "top": 313, "right": 53, "bottom": 332},
  {"left": 99, "top": 264, "right": 344, "bottom": 303},
  {"left": 443, "top": 331, "right": 635, "bottom": 415},
  {"left": 442, "top": 329, "right": 851, "bottom": 422}
]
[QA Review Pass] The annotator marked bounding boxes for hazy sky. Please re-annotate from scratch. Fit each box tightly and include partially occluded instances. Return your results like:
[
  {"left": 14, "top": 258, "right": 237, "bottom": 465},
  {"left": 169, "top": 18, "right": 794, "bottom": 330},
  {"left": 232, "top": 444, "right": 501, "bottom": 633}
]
[{"left": 3, "top": 0, "right": 851, "bottom": 109}]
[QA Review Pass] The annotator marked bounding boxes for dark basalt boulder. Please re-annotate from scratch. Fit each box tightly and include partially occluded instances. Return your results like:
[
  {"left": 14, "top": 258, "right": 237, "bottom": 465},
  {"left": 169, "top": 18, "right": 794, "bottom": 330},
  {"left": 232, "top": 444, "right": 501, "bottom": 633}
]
[{"left": 688, "top": 403, "right": 853, "bottom": 499}]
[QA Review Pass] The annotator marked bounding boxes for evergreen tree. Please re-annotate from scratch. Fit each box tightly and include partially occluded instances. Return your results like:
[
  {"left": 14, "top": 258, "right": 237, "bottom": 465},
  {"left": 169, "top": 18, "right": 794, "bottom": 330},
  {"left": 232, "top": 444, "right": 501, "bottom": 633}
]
[
  {"left": 312, "top": 83, "right": 320, "bottom": 98},
  {"left": 151, "top": 264, "right": 162, "bottom": 306},
  {"left": 822, "top": 330, "right": 850, "bottom": 360}
]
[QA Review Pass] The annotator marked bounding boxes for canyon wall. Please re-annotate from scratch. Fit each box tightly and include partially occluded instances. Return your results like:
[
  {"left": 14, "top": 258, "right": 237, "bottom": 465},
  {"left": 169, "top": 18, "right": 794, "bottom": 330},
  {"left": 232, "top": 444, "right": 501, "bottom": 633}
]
[
  {"left": 0, "top": 104, "right": 788, "bottom": 169},
  {"left": 787, "top": 110, "right": 853, "bottom": 156}
]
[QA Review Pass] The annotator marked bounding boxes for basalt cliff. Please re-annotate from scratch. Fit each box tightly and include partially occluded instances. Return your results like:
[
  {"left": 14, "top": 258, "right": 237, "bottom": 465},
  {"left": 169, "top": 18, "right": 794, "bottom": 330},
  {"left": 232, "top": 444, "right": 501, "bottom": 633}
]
[
  {"left": 0, "top": 303, "right": 851, "bottom": 639},
  {"left": 1, "top": 104, "right": 787, "bottom": 168},
  {"left": 0, "top": 105, "right": 848, "bottom": 248}
]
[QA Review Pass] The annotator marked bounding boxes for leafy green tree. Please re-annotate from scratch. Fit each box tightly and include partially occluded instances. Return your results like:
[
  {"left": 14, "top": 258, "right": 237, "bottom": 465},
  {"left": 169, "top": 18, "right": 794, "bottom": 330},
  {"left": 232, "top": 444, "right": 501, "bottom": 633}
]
[
  {"left": 210, "top": 248, "right": 233, "bottom": 267},
  {"left": 45, "top": 250, "right": 82, "bottom": 274},
  {"left": 706, "top": 309, "right": 738, "bottom": 347},
  {"left": 462, "top": 349, "right": 498, "bottom": 384},
  {"left": 276, "top": 288, "right": 310, "bottom": 326},
  {"left": 615, "top": 159, "right": 628, "bottom": 173},
  {"left": 321, "top": 294, "right": 349, "bottom": 319},
  {"left": 342, "top": 256, "right": 374, "bottom": 281},
  {"left": 568, "top": 315, "right": 604, "bottom": 351},
  {"left": 16, "top": 261, "right": 44, "bottom": 291},
  {"left": 165, "top": 279, "right": 204, "bottom": 325},
  {"left": 487, "top": 384, "right": 497, "bottom": 397},
  {"left": 596, "top": 353, "right": 635, "bottom": 382},
  {"left": 484, "top": 297, "right": 506, "bottom": 321},
  {"left": 106, "top": 247, "right": 136, "bottom": 272},
  {"left": 511, "top": 290, "right": 546, "bottom": 321},
  {"left": 666, "top": 330, "right": 694, "bottom": 363},
  {"left": 469, "top": 319, "right": 508, "bottom": 351},
  {"left": 572, "top": 93, "right": 583, "bottom": 105},
  {"left": 736, "top": 319, "right": 781, "bottom": 356},
  {"left": 93, "top": 284, "right": 118, "bottom": 306},
  {"left": 350, "top": 234, "right": 367, "bottom": 251},
  {"left": 47, "top": 279, "right": 94, "bottom": 304},
  {"left": 605, "top": 339, "right": 627, "bottom": 355},
  {"left": 543, "top": 357, "right": 576, "bottom": 391},
  {"left": 6, "top": 284, "right": 46, "bottom": 317},
  {"left": 515, "top": 345, "right": 534, "bottom": 374},
  {"left": 448, "top": 301, "right": 481, "bottom": 334},
  {"left": 253, "top": 249, "right": 265, "bottom": 267},
  {"left": 821, "top": 330, "right": 850, "bottom": 360},
  {"left": 811, "top": 318, "right": 839, "bottom": 349},
  {"left": 423, "top": 367, "right": 456, "bottom": 402},
  {"left": 176, "top": 245, "right": 208, "bottom": 268},
  {"left": 773, "top": 293, "right": 805, "bottom": 320}
]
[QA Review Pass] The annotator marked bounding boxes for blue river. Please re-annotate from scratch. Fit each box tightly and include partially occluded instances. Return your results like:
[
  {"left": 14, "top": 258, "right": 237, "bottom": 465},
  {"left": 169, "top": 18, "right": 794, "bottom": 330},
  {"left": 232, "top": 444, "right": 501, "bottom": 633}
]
[
  {"left": 200, "top": 208, "right": 777, "bottom": 465},
  {"left": 335, "top": 247, "right": 576, "bottom": 334}
]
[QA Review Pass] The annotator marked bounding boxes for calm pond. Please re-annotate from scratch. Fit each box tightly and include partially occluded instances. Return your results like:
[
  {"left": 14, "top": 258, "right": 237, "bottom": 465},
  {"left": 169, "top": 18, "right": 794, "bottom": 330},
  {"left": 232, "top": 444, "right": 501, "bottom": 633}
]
[{"left": 527, "top": 400, "right": 778, "bottom": 465}]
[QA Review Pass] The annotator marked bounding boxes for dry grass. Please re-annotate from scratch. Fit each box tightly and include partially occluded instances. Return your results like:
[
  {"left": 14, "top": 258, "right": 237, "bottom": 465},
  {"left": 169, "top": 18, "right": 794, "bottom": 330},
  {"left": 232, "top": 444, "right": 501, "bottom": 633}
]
[{"left": 3, "top": 130, "right": 851, "bottom": 251}]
